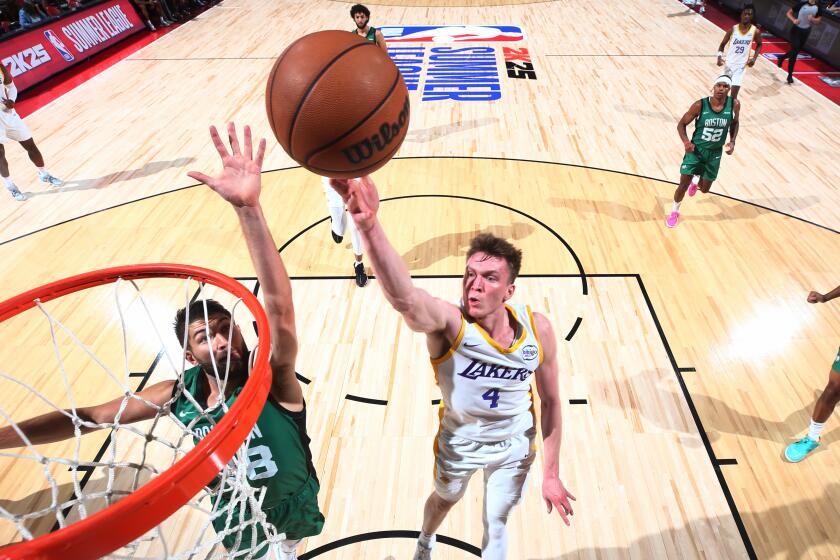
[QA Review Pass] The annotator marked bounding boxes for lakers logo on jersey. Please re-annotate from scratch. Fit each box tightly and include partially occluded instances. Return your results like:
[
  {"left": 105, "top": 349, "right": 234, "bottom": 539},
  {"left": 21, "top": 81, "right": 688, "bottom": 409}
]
[{"left": 457, "top": 359, "right": 533, "bottom": 381}]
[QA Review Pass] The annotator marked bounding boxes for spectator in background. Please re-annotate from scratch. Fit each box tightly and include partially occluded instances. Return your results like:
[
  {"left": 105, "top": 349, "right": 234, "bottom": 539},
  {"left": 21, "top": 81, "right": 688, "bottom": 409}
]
[
  {"left": 41, "top": 0, "right": 61, "bottom": 17},
  {"left": 683, "top": 0, "right": 706, "bottom": 15},
  {"left": 827, "top": 0, "right": 840, "bottom": 15},
  {"left": 132, "top": 0, "right": 173, "bottom": 31},
  {"left": 0, "top": 1, "right": 15, "bottom": 35},
  {"left": 19, "top": 0, "right": 47, "bottom": 29},
  {"left": 67, "top": 0, "right": 81, "bottom": 9}
]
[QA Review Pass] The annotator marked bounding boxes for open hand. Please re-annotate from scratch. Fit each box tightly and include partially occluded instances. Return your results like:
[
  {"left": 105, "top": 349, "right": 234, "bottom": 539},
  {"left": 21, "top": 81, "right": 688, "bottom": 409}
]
[
  {"left": 543, "top": 477, "right": 576, "bottom": 526},
  {"left": 187, "top": 122, "right": 266, "bottom": 208}
]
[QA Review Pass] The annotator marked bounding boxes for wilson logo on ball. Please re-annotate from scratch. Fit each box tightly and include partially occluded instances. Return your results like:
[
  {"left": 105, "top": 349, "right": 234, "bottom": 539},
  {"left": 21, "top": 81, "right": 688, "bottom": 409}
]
[{"left": 341, "top": 97, "right": 410, "bottom": 164}]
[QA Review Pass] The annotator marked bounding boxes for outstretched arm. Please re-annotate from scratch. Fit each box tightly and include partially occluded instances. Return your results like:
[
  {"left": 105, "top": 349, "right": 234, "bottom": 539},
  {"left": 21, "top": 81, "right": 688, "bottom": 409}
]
[
  {"left": 533, "top": 312, "right": 575, "bottom": 526},
  {"left": 188, "top": 123, "right": 303, "bottom": 410},
  {"left": 808, "top": 284, "right": 840, "bottom": 303},
  {"left": 330, "top": 177, "right": 460, "bottom": 336},
  {"left": 0, "top": 380, "right": 175, "bottom": 449}
]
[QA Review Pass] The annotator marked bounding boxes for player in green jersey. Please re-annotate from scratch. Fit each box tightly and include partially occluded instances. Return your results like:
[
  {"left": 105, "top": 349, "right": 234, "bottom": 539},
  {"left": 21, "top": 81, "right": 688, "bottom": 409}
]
[
  {"left": 666, "top": 75, "right": 741, "bottom": 228},
  {"left": 0, "top": 123, "right": 323, "bottom": 560},
  {"left": 351, "top": 4, "right": 387, "bottom": 52}
]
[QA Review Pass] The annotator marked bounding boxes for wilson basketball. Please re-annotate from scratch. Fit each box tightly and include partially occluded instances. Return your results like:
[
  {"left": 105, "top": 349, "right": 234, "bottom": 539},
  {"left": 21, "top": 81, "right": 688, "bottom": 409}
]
[{"left": 265, "top": 30, "right": 410, "bottom": 179}]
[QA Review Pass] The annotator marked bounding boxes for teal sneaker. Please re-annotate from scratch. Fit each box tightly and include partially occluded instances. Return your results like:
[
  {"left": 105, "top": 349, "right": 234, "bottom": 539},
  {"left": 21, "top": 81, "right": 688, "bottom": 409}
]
[{"left": 784, "top": 436, "right": 820, "bottom": 463}]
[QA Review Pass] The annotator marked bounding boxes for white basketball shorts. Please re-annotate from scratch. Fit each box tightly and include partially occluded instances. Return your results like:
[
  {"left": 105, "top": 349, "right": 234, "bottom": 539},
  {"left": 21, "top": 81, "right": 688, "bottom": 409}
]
[{"left": 433, "top": 428, "right": 537, "bottom": 502}]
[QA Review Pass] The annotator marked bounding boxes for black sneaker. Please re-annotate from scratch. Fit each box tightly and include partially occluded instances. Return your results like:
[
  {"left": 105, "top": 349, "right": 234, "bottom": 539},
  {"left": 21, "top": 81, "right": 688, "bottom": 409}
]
[
  {"left": 330, "top": 218, "right": 343, "bottom": 243},
  {"left": 354, "top": 262, "right": 368, "bottom": 287}
]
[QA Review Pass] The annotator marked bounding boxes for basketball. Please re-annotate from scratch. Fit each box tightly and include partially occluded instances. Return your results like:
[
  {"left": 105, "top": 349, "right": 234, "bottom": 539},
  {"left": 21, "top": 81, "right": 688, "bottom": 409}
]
[{"left": 265, "top": 30, "right": 410, "bottom": 179}]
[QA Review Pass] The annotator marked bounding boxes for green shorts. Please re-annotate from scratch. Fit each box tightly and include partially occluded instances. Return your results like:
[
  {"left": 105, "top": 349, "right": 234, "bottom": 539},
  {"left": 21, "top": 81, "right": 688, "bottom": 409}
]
[
  {"left": 679, "top": 146, "right": 723, "bottom": 181},
  {"left": 832, "top": 347, "right": 840, "bottom": 374},
  {"left": 217, "top": 474, "right": 324, "bottom": 554}
]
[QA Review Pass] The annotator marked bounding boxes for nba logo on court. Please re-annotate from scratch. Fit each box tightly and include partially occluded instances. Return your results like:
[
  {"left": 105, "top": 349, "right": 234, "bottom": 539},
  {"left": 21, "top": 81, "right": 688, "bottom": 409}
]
[
  {"left": 44, "top": 30, "right": 75, "bottom": 62},
  {"left": 380, "top": 25, "right": 524, "bottom": 43}
]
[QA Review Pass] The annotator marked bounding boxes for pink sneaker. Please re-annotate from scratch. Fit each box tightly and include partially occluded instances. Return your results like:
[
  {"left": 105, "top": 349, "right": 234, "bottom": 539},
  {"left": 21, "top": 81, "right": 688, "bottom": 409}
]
[
  {"left": 666, "top": 211, "right": 680, "bottom": 228},
  {"left": 688, "top": 181, "right": 698, "bottom": 197}
]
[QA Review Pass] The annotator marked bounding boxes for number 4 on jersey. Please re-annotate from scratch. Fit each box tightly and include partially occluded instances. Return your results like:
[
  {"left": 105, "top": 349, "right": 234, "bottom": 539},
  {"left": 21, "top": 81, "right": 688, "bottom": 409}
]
[{"left": 482, "top": 388, "right": 501, "bottom": 408}]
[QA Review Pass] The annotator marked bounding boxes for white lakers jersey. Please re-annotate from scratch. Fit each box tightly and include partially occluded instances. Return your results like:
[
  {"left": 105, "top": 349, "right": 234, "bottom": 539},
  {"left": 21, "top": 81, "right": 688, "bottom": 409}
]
[
  {"left": 726, "top": 24, "right": 756, "bottom": 68},
  {"left": 431, "top": 303, "right": 543, "bottom": 442}
]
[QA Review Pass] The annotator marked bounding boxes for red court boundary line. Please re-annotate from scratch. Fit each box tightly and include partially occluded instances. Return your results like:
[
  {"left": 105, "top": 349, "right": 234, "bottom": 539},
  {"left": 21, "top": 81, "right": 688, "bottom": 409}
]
[{"left": 679, "top": 0, "right": 840, "bottom": 105}]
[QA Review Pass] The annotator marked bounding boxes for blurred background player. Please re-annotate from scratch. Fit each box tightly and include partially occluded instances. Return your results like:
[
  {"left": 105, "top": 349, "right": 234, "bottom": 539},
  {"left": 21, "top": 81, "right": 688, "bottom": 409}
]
[
  {"left": 350, "top": 3, "right": 387, "bottom": 52},
  {"left": 667, "top": 75, "right": 739, "bottom": 228},
  {"left": 0, "top": 63, "right": 64, "bottom": 201},
  {"left": 716, "top": 4, "right": 761, "bottom": 102},
  {"left": 322, "top": 176, "right": 368, "bottom": 287},
  {"left": 784, "top": 283, "right": 840, "bottom": 463}
]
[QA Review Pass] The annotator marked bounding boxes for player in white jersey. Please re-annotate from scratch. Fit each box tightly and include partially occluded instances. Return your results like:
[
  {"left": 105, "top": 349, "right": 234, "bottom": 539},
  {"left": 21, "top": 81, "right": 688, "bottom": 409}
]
[
  {"left": 0, "top": 63, "right": 64, "bottom": 202},
  {"left": 716, "top": 4, "right": 762, "bottom": 101},
  {"left": 328, "top": 176, "right": 575, "bottom": 560}
]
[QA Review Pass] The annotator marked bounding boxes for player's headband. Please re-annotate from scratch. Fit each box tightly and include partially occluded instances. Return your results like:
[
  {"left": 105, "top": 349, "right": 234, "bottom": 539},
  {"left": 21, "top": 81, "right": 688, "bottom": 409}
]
[{"left": 714, "top": 75, "right": 733, "bottom": 86}]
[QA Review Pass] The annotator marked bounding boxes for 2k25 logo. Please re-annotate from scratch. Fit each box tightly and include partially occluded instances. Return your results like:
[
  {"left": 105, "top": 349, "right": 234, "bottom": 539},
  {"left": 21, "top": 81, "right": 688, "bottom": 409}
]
[
  {"left": 503, "top": 47, "right": 537, "bottom": 80},
  {"left": 2, "top": 45, "right": 51, "bottom": 77}
]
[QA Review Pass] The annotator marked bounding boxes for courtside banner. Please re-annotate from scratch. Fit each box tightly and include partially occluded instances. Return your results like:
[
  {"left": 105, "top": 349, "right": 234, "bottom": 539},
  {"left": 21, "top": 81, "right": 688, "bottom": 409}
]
[{"left": 0, "top": 0, "right": 143, "bottom": 91}]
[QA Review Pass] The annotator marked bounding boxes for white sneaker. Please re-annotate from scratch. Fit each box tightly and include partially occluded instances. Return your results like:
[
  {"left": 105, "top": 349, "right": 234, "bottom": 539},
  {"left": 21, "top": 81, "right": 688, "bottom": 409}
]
[
  {"left": 7, "top": 184, "right": 26, "bottom": 201},
  {"left": 39, "top": 173, "right": 64, "bottom": 187},
  {"left": 699, "top": 6, "right": 706, "bottom": 13},
  {"left": 413, "top": 534, "right": 435, "bottom": 560}
]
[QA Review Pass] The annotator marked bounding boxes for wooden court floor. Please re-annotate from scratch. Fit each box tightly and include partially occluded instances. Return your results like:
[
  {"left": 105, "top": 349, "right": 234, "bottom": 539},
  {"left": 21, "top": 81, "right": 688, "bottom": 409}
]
[{"left": 0, "top": 1, "right": 838, "bottom": 558}]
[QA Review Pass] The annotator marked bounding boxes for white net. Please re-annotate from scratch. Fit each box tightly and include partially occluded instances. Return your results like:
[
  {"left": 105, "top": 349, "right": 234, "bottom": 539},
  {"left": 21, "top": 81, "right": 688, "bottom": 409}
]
[{"left": 0, "top": 272, "right": 281, "bottom": 559}]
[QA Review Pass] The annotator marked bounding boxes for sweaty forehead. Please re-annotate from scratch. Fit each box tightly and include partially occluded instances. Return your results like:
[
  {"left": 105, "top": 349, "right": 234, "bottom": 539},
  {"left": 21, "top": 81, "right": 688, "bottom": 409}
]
[
  {"left": 466, "top": 252, "right": 507, "bottom": 272},
  {"left": 188, "top": 314, "right": 229, "bottom": 336}
]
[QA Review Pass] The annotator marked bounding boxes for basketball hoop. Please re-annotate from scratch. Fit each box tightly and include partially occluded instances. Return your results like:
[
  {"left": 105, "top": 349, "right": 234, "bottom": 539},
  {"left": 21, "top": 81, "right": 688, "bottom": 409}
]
[{"left": 0, "top": 264, "right": 272, "bottom": 560}]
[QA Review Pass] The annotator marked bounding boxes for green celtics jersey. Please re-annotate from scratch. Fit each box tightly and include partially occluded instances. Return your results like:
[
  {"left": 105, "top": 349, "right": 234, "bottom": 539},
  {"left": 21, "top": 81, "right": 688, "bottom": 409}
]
[
  {"left": 173, "top": 365, "right": 317, "bottom": 508},
  {"left": 690, "top": 96, "right": 733, "bottom": 151},
  {"left": 352, "top": 26, "right": 377, "bottom": 43}
]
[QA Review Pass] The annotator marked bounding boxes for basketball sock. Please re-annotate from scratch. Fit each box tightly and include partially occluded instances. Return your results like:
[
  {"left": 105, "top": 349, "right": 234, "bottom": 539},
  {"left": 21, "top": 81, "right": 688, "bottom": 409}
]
[
  {"left": 672, "top": 201, "right": 681, "bottom": 213},
  {"left": 808, "top": 419, "right": 825, "bottom": 442},
  {"left": 691, "top": 175, "right": 700, "bottom": 185},
  {"left": 418, "top": 531, "right": 435, "bottom": 548},
  {"left": 37, "top": 167, "right": 50, "bottom": 178},
  {"left": 2, "top": 177, "right": 14, "bottom": 189}
]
